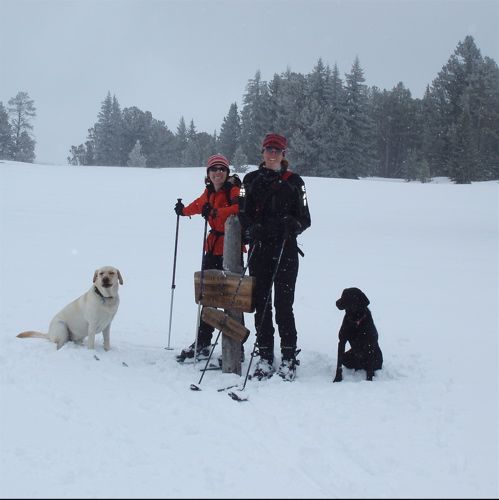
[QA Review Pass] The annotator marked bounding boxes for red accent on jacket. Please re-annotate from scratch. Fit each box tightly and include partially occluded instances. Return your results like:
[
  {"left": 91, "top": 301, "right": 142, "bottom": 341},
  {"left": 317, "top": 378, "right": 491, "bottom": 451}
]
[{"left": 183, "top": 184, "right": 241, "bottom": 255}]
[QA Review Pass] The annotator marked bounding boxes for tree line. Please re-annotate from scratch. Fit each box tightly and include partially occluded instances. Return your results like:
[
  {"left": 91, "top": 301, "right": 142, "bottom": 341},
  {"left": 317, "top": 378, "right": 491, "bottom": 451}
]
[{"left": 2, "top": 36, "right": 497, "bottom": 183}]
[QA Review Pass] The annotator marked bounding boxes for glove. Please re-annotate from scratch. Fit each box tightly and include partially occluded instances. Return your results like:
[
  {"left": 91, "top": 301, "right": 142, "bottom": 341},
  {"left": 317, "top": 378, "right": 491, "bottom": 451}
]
[
  {"left": 246, "top": 223, "right": 264, "bottom": 242},
  {"left": 174, "top": 200, "right": 185, "bottom": 216},
  {"left": 201, "top": 202, "right": 213, "bottom": 220},
  {"left": 333, "top": 369, "right": 343, "bottom": 383},
  {"left": 282, "top": 215, "right": 301, "bottom": 237}
]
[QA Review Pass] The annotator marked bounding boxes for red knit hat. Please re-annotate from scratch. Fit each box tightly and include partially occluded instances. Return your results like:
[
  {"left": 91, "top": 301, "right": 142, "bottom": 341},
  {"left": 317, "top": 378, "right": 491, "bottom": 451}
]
[
  {"left": 206, "top": 154, "right": 230, "bottom": 171},
  {"left": 262, "top": 133, "right": 287, "bottom": 150}
]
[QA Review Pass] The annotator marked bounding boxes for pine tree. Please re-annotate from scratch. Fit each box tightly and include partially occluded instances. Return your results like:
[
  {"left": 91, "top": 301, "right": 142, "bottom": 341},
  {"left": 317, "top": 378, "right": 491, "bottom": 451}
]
[
  {"left": 322, "top": 64, "right": 349, "bottom": 178},
  {"left": 121, "top": 107, "right": 153, "bottom": 164},
  {"left": 428, "top": 36, "right": 499, "bottom": 182},
  {"left": 476, "top": 56, "right": 499, "bottom": 180},
  {"left": 232, "top": 145, "right": 248, "bottom": 173},
  {"left": 240, "top": 70, "right": 272, "bottom": 164},
  {"left": 0, "top": 102, "right": 12, "bottom": 160},
  {"left": 370, "top": 83, "right": 418, "bottom": 178},
  {"left": 342, "top": 58, "right": 374, "bottom": 178},
  {"left": 175, "top": 117, "right": 188, "bottom": 166},
  {"left": 93, "top": 92, "right": 123, "bottom": 166},
  {"left": 127, "top": 140, "right": 147, "bottom": 167},
  {"left": 7, "top": 91, "right": 36, "bottom": 162},
  {"left": 291, "top": 59, "right": 332, "bottom": 176},
  {"left": 218, "top": 103, "right": 241, "bottom": 162},
  {"left": 147, "top": 119, "right": 177, "bottom": 167},
  {"left": 271, "top": 69, "right": 307, "bottom": 143}
]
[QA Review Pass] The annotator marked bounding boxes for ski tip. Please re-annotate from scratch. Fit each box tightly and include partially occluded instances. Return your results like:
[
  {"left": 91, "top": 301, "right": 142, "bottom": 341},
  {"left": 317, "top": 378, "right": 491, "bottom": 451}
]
[
  {"left": 190, "top": 384, "right": 201, "bottom": 391},
  {"left": 228, "top": 391, "right": 248, "bottom": 402}
]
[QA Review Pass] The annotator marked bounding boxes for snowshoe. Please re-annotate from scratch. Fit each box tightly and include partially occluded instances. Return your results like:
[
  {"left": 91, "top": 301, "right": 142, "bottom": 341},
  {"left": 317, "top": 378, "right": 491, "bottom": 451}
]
[
  {"left": 251, "top": 357, "right": 275, "bottom": 381},
  {"left": 277, "top": 357, "right": 300, "bottom": 381},
  {"left": 176, "top": 342, "right": 211, "bottom": 363}
]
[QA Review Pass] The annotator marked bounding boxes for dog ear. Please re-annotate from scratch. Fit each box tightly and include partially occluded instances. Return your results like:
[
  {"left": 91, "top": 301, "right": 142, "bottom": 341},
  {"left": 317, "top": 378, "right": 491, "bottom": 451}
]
[
  {"left": 357, "top": 289, "right": 370, "bottom": 308},
  {"left": 93, "top": 270, "right": 98, "bottom": 283},
  {"left": 117, "top": 269, "right": 124, "bottom": 285}
]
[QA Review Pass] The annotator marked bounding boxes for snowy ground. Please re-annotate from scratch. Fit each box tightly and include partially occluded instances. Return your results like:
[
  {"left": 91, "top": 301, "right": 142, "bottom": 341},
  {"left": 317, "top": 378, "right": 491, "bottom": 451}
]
[{"left": 0, "top": 161, "right": 497, "bottom": 498}]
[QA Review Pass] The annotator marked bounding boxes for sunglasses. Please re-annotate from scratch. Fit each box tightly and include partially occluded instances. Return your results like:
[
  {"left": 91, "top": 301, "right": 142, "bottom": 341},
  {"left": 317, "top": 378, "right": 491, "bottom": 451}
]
[
  {"left": 264, "top": 146, "right": 284, "bottom": 154},
  {"left": 208, "top": 166, "right": 229, "bottom": 173}
]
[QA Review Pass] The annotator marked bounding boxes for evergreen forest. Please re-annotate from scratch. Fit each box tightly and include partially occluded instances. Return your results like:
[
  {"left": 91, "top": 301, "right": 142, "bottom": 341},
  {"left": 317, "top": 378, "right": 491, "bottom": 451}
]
[{"left": 1, "top": 36, "right": 498, "bottom": 183}]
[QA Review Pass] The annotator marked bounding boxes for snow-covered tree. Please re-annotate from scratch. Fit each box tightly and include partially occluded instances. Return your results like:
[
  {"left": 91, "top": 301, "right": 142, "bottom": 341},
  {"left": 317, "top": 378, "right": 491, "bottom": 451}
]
[
  {"left": 127, "top": 140, "right": 147, "bottom": 167},
  {"left": 0, "top": 102, "right": 12, "bottom": 159},
  {"left": 7, "top": 91, "right": 36, "bottom": 162}
]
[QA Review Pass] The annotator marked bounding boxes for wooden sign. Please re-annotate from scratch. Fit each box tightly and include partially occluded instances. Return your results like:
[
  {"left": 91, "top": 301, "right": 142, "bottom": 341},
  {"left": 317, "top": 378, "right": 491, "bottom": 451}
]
[
  {"left": 201, "top": 307, "right": 250, "bottom": 343},
  {"left": 194, "top": 269, "right": 255, "bottom": 312}
]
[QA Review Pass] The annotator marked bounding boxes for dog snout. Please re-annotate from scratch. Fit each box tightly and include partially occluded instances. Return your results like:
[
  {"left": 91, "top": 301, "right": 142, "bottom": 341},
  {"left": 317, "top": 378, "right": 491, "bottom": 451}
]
[{"left": 101, "top": 275, "right": 113, "bottom": 287}]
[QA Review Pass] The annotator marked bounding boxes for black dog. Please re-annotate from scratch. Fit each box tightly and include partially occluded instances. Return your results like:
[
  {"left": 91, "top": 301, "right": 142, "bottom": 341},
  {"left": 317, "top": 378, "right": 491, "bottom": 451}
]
[{"left": 333, "top": 287, "right": 383, "bottom": 382}]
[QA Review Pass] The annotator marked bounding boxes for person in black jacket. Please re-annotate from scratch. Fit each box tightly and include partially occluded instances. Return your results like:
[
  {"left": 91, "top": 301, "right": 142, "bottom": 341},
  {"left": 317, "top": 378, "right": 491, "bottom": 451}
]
[{"left": 239, "top": 133, "right": 311, "bottom": 381}]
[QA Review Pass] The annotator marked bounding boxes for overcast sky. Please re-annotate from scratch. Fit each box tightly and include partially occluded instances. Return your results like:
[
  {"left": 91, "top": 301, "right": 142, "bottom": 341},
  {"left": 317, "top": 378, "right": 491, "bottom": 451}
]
[{"left": 1, "top": 0, "right": 498, "bottom": 165}]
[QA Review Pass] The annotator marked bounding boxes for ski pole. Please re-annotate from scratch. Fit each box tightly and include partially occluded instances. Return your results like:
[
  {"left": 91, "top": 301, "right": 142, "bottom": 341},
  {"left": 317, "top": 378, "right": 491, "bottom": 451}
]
[
  {"left": 193, "top": 217, "right": 209, "bottom": 367},
  {"left": 233, "top": 238, "right": 287, "bottom": 399},
  {"left": 166, "top": 198, "right": 182, "bottom": 350}
]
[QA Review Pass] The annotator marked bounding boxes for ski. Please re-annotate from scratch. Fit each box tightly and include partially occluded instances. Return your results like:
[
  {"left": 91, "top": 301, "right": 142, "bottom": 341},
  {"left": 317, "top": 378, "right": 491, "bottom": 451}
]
[
  {"left": 199, "top": 362, "right": 221, "bottom": 372},
  {"left": 217, "top": 384, "right": 239, "bottom": 392},
  {"left": 176, "top": 355, "right": 210, "bottom": 364},
  {"left": 228, "top": 390, "right": 248, "bottom": 402}
]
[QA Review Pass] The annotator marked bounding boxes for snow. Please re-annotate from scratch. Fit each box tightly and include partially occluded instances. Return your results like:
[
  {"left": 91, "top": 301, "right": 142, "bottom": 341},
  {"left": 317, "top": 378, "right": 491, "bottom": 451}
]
[{"left": 0, "top": 160, "right": 497, "bottom": 498}]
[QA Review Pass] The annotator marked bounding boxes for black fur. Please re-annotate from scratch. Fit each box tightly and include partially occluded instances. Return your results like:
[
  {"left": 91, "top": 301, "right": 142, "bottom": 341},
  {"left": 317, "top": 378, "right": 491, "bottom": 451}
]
[{"left": 333, "top": 287, "right": 383, "bottom": 382}]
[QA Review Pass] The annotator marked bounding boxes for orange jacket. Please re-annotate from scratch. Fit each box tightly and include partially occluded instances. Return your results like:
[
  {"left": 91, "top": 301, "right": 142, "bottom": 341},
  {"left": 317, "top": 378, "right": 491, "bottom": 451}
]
[{"left": 183, "top": 182, "right": 240, "bottom": 255}]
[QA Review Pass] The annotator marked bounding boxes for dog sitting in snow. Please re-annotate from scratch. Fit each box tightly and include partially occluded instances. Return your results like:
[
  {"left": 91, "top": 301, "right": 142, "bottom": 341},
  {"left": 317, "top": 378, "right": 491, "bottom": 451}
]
[
  {"left": 333, "top": 287, "right": 383, "bottom": 382},
  {"left": 17, "top": 266, "right": 123, "bottom": 351}
]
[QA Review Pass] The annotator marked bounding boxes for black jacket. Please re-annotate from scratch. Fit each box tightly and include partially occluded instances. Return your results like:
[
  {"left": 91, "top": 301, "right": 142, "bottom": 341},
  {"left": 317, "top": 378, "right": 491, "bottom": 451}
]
[{"left": 238, "top": 164, "right": 311, "bottom": 242}]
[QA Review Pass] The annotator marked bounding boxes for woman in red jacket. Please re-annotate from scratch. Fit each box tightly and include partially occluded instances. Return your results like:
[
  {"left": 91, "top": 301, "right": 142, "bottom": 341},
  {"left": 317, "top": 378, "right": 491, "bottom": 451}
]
[{"left": 174, "top": 154, "right": 242, "bottom": 362}]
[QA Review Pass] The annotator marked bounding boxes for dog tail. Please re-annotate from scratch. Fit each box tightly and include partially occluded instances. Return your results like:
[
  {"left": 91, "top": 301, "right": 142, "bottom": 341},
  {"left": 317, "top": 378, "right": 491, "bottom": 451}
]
[{"left": 17, "top": 331, "right": 49, "bottom": 339}]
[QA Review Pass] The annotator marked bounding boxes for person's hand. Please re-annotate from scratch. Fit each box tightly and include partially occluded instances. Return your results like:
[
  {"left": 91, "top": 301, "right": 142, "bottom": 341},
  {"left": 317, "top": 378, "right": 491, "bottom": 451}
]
[
  {"left": 246, "top": 223, "right": 264, "bottom": 242},
  {"left": 174, "top": 200, "right": 185, "bottom": 216},
  {"left": 282, "top": 215, "right": 301, "bottom": 237},
  {"left": 201, "top": 202, "right": 212, "bottom": 219}
]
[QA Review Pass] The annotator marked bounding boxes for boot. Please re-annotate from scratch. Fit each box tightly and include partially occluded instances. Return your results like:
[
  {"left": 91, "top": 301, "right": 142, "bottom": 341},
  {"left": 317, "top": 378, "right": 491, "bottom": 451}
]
[
  {"left": 176, "top": 340, "right": 211, "bottom": 362},
  {"left": 252, "top": 347, "right": 274, "bottom": 380},
  {"left": 277, "top": 348, "right": 300, "bottom": 381}
]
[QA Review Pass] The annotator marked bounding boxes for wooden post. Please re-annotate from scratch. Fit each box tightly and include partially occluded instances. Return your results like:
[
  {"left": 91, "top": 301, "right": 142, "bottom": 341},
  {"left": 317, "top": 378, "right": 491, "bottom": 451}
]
[{"left": 222, "top": 215, "right": 243, "bottom": 375}]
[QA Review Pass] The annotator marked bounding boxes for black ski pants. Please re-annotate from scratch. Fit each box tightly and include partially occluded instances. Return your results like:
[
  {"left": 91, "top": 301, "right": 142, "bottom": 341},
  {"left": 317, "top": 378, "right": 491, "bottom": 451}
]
[{"left": 249, "top": 239, "right": 299, "bottom": 361}]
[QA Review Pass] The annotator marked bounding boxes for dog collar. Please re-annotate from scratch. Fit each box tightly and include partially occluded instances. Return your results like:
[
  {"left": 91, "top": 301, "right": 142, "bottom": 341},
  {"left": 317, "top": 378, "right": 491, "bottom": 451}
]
[
  {"left": 94, "top": 286, "right": 113, "bottom": 301},
  {"left": 349, "top": 313, "right": 366, "bottom": 327}
]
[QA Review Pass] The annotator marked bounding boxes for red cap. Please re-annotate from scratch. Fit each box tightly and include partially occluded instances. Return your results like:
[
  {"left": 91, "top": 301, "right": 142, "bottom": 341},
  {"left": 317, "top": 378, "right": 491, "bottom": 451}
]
[
  {"left": 262, "top": 133, "right": 287, "bottom": 150},
  {"left": 206, "top": 154, "right": 230, "bottom": 170}
]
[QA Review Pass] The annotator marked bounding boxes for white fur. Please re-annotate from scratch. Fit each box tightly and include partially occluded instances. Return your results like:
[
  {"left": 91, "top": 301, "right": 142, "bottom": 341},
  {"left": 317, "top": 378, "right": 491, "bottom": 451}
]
[{"left": 17, "top": 266, "right": 123, "bottom": 350}]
